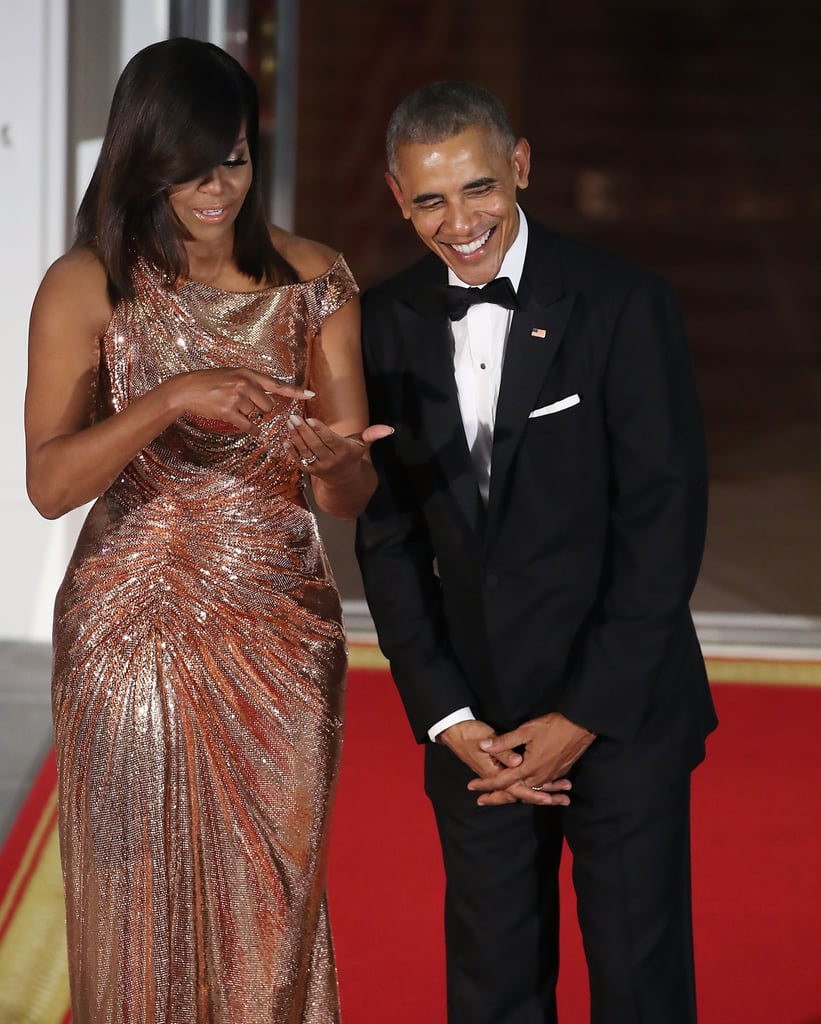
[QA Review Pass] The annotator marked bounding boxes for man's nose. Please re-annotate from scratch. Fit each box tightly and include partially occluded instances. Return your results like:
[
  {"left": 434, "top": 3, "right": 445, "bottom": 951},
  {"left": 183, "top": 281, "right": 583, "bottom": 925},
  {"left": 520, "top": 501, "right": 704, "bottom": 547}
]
[{"left": 445, "top": 202, "right": 477, "bottom": 235}]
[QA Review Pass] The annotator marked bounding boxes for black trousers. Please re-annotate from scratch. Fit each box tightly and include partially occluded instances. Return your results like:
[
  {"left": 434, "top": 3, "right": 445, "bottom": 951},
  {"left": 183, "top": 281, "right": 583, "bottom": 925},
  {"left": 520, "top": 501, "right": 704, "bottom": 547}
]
[{"left": 425, "top": 744, "right": 697, "bottom": 1024}]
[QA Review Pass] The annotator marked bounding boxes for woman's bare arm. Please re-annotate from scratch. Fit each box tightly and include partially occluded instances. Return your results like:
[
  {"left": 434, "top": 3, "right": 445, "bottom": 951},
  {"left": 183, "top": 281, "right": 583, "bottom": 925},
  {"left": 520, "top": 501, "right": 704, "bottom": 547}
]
[
  {"left": 276, "top": 235, "right": 392, "bottom": 520},
  {"left": 25, "top": 249, "right": 311, "bottom": 519}
]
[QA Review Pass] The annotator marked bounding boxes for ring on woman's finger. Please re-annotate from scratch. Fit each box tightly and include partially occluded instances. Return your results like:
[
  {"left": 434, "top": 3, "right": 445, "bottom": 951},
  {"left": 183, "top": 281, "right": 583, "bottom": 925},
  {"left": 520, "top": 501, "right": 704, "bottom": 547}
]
[
  {"left": 531, "top": 785, "right": 544, "bottom": 792},
  {"left": 300, "top": 454, "right": 318, "bottom": 467}
]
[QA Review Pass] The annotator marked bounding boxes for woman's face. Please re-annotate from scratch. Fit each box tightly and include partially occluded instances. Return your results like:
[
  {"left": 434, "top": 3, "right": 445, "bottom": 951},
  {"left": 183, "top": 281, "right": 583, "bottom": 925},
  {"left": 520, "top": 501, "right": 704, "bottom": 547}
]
[{"left": 167, "top": 131, "right": 253, "bottom": 247}]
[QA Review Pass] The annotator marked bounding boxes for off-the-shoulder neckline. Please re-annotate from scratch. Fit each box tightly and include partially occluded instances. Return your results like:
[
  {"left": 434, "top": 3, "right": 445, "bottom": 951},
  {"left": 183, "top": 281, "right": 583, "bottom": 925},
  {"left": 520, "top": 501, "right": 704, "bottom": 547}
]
[{"left": 144, "top": 252, "right": 348, "bottom": 297}]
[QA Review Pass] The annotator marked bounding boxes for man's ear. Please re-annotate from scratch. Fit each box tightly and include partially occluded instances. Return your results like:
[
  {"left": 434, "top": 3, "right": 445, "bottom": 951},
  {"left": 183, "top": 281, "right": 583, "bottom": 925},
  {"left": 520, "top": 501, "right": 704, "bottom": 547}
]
[
  {"left": 512, "top": 138, "right": 531, "bottom": 191},
  {"left": 385, "top": 172, "right": 412, "bottom": 220}
]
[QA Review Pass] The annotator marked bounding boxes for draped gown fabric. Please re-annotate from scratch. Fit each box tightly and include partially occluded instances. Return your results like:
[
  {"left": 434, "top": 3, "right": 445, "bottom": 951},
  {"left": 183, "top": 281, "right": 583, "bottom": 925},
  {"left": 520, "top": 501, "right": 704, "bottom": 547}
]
[{"left": 51, "top": 255, "right": 358, "bottom": 1023}]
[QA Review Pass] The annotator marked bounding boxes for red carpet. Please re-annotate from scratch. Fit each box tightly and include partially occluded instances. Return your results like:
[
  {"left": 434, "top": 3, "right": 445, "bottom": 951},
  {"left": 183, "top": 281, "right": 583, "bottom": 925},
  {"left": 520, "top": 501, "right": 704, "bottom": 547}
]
[
  {"left": 2, "top": 667, "right": 819, "bottom": 1022},
  {"left": 329, "top": 670, "right": 821, "bottom": 1024}
]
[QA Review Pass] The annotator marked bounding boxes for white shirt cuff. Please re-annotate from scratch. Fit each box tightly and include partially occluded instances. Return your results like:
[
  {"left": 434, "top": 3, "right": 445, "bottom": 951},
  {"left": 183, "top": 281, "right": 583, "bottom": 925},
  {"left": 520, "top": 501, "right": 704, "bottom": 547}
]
[{"left": 428, "top": 707, "right": 476, "bottom": 742}]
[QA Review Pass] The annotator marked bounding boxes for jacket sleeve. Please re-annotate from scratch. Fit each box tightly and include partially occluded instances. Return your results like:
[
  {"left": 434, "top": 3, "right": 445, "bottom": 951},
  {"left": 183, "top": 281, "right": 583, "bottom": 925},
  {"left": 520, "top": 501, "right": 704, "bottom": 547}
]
[
  {"left": 558, "top": 274, "right": 708, "bottom": 742},
  {"left": 355, "top": 292, "right": 478, "bottom": 742}
]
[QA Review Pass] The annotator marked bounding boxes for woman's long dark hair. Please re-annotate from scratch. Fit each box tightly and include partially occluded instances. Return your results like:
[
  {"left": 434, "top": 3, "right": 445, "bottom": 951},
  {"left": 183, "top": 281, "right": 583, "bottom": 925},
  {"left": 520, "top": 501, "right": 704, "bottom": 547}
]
[{"left": 75, "top": 37, "right": 296, "bottom": 302}]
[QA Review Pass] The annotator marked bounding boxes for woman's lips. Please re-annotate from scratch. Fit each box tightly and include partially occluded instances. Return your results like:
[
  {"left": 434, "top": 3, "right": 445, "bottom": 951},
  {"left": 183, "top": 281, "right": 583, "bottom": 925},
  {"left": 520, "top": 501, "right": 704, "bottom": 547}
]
[{"left": 193, "top": 206, "right": 229, "bottom": 223}]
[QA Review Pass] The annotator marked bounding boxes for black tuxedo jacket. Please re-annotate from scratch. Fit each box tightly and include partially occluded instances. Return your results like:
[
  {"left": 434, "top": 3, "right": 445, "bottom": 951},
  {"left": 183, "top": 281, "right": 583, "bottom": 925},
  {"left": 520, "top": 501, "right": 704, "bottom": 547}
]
[{"left": 356, "top": 219, "right": 717, "bottom": 793}]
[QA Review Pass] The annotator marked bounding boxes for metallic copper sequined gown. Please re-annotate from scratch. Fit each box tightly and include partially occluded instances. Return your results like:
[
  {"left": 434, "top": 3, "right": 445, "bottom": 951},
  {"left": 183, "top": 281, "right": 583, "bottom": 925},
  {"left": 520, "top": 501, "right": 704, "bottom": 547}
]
[{"left": 52, "top": 255, "right": 357, "bottom": 1024}]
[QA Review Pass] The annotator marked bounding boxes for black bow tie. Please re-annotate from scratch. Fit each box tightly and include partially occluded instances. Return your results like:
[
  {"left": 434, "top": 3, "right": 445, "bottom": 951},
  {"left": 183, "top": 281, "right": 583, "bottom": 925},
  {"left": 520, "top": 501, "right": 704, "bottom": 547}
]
[{"left": 440, "top": 277, "right": 519, "bottom": 321}]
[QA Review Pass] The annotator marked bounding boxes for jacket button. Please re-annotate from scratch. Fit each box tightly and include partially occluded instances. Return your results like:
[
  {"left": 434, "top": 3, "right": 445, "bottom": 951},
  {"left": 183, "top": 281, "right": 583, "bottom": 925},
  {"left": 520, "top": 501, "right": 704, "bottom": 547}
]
[{"left": 485, "top": 573, "right": 499, "bottom": 588}]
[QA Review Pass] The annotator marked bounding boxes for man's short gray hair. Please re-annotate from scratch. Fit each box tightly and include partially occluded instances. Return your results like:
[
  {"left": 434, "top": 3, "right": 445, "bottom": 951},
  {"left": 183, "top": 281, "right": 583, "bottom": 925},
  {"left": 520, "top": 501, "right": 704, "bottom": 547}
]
[{"left": 386, "top": 81, "right": 516, "bottom": 178}]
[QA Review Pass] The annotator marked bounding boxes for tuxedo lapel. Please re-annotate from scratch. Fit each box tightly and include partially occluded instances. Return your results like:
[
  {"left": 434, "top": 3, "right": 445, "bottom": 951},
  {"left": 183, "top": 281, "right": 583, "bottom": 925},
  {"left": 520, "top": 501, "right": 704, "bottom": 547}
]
[
  {"left": 486, "top": 232, "right": 577, "bottom": 540},
  {"left": 398, "top": 273, "right": 485, "bottom": 536}
]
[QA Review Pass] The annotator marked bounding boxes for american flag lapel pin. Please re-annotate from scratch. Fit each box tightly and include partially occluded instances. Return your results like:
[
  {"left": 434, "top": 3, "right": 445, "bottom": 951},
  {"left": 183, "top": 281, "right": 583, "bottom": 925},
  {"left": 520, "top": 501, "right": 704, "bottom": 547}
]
[{"left": 531, "top": 328, "right": 547, "bottom": 338}]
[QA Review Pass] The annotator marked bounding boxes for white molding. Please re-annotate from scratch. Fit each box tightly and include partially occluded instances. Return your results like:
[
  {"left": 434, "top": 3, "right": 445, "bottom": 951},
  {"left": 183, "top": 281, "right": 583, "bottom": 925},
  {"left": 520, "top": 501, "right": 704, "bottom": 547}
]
[
  {"left": 693, "top": 611, "right": 821, "bottom": 648},
  {"left": 699, "top": 643, "right": 821, "bottom": 661},
  {"left": 42, "top": 0, "right": 68, "bottom": 262},
  {"left": 343, "top": 601, "right": 821, "bottom": 653}
]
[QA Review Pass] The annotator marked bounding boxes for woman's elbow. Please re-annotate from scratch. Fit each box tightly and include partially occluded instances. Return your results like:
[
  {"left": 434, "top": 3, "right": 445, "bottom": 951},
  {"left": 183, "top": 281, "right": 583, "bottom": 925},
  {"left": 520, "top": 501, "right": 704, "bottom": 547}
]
[
  {"left": 28, "top": 496, "right": 65, "bottom": 520},
  {"left": 26, "top": 470, "right": 71, "bottom": 520}
]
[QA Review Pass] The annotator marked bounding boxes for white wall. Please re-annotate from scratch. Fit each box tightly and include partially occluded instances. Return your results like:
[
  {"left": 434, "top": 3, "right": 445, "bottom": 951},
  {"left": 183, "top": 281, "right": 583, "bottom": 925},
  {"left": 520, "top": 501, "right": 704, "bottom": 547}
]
[
  {"left": 0, "top": 0, "right": 168, "bottom": 640},
  {"left": 0, "top": 0, "right": 69, "bottom": 640}
]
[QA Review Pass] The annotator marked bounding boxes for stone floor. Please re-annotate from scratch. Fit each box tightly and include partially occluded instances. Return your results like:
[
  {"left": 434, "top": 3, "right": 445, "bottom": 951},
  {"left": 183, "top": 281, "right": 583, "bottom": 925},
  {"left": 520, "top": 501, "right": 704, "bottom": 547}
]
[{"left": 0, "top": 640, "right": 52, "bottom": 842}]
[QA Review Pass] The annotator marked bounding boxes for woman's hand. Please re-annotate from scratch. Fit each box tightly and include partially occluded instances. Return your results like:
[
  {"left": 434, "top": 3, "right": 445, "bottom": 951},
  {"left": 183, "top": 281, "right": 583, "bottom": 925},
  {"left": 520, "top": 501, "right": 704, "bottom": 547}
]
[
  {"left": 286, "top": 413, "right": 393, "bottom": 480},
  {"left": 173, "top": 368, "right": 314, "bottom": 435},
  {"left": 262, "top": 241, "right": 389, "bottom": 520}
]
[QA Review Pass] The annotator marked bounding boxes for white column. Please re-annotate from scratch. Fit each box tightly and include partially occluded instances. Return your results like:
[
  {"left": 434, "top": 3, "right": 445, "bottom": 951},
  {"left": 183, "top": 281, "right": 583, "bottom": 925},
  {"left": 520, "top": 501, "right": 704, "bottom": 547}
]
[
  {"left": 0, "top": 0, "right": 69, "bottom": 640},
  {"left": 0, "top": 0, "right": 170, "bottom": 641},
  {"left": 120, "top": 0, "right": 169, "bottom": 67}
]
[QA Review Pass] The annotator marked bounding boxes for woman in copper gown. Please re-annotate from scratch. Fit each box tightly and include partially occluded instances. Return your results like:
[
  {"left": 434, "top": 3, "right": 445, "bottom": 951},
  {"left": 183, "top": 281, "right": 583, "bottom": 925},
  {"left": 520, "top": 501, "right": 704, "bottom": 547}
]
[{"left": 24, "top": 39, "right": 389, "bottom": 1024}]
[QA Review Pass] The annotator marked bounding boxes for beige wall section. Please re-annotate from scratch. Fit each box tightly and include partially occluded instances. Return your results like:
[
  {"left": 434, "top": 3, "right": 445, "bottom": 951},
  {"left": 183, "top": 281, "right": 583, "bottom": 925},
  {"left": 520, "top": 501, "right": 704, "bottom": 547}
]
[
  {"left": 295, "top": 0, "right": 821, "bottom": 625},
  {"left": 65, "top": 0, "right": 120, "bottom": 237},
  {"left": 67, "top": 0, "right": 170, "bottom": 228},
  {"left": 315, "top": 512, "right": 365, "bottom": 609}
]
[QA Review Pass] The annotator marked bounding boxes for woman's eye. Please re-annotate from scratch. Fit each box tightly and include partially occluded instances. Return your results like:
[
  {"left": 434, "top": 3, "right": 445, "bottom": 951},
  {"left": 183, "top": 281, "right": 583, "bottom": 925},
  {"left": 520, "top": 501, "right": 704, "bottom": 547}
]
[{"left": 223, "top": 157, "right": 249, "bottom": 168}]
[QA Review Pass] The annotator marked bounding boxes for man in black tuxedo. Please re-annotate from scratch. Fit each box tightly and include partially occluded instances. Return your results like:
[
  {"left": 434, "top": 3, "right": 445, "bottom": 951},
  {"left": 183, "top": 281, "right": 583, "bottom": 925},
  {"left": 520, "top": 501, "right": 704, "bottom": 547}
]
[{"left": 356, "top": 81, "right": 716, "bottom": 1024}]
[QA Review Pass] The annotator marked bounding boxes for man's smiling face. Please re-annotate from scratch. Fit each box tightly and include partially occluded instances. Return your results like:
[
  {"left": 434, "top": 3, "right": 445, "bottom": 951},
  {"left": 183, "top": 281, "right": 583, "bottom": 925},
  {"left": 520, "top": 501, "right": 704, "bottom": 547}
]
[{"left": 386, "top": 125, "right": 530, "bottom": 286}]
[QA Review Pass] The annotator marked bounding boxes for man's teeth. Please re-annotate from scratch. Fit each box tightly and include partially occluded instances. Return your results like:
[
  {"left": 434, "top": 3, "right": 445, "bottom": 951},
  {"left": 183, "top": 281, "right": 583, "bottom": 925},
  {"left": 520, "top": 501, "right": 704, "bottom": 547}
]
[{"left": 450, "top": 229, "right": 492, "bottom": 255}]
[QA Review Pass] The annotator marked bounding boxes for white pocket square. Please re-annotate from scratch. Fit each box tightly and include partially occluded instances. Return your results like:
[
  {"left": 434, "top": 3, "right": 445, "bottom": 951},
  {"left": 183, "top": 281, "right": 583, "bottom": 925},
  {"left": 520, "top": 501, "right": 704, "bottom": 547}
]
[{"left": 528, "top": 394, "right": 581, "bottom": 418}]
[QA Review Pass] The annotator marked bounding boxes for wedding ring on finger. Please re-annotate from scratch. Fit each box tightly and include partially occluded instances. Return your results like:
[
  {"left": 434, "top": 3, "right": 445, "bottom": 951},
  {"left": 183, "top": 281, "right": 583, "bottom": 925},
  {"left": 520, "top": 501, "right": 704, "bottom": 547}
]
[
  {"left": 300, "top": 454, "right": 318, "bottom": 467},
  {"left": 531, "top": 785, "right": 544, "bottom": 792}
]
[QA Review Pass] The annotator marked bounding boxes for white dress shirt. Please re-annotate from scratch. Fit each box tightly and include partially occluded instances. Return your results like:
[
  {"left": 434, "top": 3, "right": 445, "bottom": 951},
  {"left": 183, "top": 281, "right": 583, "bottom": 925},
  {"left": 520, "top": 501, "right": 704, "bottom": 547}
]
[{"left": 428, "top": 208, "right": 529, "bottom": 742}]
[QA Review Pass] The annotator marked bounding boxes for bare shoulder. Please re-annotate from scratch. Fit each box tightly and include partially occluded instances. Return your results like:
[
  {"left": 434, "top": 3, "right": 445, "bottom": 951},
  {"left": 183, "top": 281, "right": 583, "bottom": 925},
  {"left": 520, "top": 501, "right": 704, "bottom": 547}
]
[
  {"left": 32, "top": 246, "right": 112, "bottom": 334},
  {"left": 38, "top": 246, "right": 108, "bottom": 292},
  {"left": 269, "top": 226, "right": 342, "bottom": 283}
]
